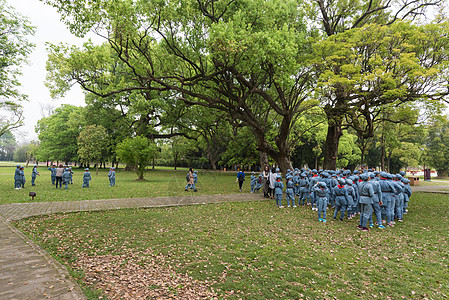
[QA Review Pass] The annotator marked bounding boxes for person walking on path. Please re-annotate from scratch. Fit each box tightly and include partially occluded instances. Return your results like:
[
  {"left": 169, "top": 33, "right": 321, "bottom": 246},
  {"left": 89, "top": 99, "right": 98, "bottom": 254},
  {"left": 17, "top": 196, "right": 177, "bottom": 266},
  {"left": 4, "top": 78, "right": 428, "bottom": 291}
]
[
  {"left": 55, "top": 164, "right": 64, "bottom": 189},
  {"left": 236, "top": 169, "right": 245, "bottom": 192},
  {"left": 185, "top": 168, "right": 197, "bottom": 192}
]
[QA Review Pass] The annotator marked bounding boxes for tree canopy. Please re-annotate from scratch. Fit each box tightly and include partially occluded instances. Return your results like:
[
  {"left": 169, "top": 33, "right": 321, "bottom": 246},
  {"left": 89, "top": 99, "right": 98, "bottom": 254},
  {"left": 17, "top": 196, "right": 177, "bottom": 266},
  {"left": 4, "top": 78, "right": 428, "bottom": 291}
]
[{"left": 0, "top": 0, "right": 35, "bottom": 137}]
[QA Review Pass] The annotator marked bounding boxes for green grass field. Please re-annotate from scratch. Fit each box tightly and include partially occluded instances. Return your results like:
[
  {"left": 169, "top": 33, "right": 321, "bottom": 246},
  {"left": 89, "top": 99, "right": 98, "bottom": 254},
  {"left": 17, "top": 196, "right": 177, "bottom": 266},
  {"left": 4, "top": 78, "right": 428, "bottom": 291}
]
[
  {"left": 13, "top": 192, "right": 449, "bottom": 299},
  {"left": 0, "top": 166, "right": 242, "bottom": 204}
]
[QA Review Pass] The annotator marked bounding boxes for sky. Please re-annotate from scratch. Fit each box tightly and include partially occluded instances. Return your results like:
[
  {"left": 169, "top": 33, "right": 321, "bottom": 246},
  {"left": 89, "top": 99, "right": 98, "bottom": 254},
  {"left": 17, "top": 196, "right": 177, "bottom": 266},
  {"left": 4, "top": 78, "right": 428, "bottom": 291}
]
[{"left": 8, "top": 0, "right": 102, "bottom": 143}]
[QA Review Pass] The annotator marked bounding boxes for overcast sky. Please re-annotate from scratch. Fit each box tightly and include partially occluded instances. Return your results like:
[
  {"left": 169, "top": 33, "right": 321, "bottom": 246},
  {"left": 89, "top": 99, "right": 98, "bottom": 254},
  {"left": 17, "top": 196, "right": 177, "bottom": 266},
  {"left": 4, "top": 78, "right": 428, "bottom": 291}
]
[{"left": 9, "top": 0, "right": 101, "bottom": 143}]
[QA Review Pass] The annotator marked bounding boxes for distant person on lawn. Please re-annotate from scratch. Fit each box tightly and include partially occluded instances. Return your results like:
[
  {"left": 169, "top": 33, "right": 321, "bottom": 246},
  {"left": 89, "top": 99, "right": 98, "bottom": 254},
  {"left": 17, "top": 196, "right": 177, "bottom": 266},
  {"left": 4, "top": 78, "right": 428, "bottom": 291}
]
[
  {"left": 236, "top": 169, "right": 245, "bottom": 192},
  {"left": 185, "top": 168, "right": 197, "bottom": 192},
  {"left": 82, "top": 168, "right": 92, "bottom": 188},
  {"left": 31, "top": 164, "right": 39, "bottom": 186},
  {"left": 55, "top": 164, "right": 64, "bottom": 189},
  {"left": 48, "top": 164, "right": 56, "bottom": 184}
]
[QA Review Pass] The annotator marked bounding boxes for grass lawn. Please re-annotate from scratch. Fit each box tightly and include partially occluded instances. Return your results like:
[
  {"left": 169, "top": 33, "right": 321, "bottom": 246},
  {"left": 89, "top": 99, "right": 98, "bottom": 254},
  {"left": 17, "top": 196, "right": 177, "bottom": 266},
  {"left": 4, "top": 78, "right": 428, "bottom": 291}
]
[
  {"left": 0, "top": 167, "right": 241, "bottom": 204},
  {"left": 14, "top": 192, "right": 449, "bottom": 299}
]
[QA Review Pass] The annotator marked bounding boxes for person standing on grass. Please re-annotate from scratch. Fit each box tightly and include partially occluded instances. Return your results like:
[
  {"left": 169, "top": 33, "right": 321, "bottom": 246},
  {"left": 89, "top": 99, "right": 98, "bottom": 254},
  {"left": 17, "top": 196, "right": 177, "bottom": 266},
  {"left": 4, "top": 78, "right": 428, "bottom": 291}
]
[
  {"left": 31, "top": 164, "right": 39, "bottom": 186},
  {"left": 55, "top": 164, "right": 64, "bottom": 189},
  {"left": 314, "top": 181, "right": 329, "bottom": 222},
  {"left": 62, "top": 168, "right": 71, "bottom": 190},
  {"left": 368, "top": 172, "right": 384, "bottom": 229},
  {"left": 269, "top": 167, "right": 277, "bottom": 199},
  {"left": 357, "top": 173, "right": 374, "bottom": 231},
  {"left": 236, "top": 169, "right": 245, "bottom": 192},
  {"left": 108, "top": 167, "right": 116, "bottom": 187},
  {"left": 332, "top": 178, "right": 349, "bottom": 221},
  {"left": 20, "top": 166, "right": 26, "bottom": 188},
  {"left": 14, "top": 165, "right": 22, "bottom": 189},
  {"left": 262, "top": 165, "right": 270, "bottom": 198},
  {"left": 82, "top": 168, "right": 92, "bottom": 188},
  {"left": 250, "top": 171, "right": 257, "bottom": 193},
  {"left": 286, "top": 175, "right": 295, "bottom": 207},
  {"left": 48, "top": 164, "right": 56, "bottom": 184},
  {"left": 274, "top": 174, "right": 284, "bottom": 208}
]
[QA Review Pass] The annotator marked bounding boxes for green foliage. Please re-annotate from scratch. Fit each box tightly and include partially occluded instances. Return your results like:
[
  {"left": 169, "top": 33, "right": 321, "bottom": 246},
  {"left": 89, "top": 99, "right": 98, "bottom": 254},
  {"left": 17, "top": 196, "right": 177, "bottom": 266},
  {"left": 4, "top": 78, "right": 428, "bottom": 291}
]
[
  {"left": 35, "top": 105, "right": 85, "bottom": 163},
  {"left": 424, "top": 116, "right": 449, "bottom": 176},
  {"left": 219, "top": 127, "right": 259, "bottom": 168},
  {"left": 77, "top": 125, "right": 109, "bottom": 175},
  {"left": 0, "top": 130, "right": 16, "bottom": 160},
  {"left": 116, "top": 136, "right": 159, "bottom": 179},
  {"left": 13, "top": 142, "right": 38, "bottom": 163},
  {"left": 0, "top": 0, "right": 35, "bottom": 136},
  {"left": 337, "top": 131, "right": 361, "bottom": 168}
]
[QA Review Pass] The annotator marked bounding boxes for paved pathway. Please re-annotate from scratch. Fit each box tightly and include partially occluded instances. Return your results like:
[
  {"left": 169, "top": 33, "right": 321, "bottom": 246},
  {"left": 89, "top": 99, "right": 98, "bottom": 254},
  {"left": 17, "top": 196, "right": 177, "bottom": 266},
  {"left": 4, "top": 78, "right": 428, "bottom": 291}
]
[{"left": 0, "top": 192, "right": 263, "bottom": 299}]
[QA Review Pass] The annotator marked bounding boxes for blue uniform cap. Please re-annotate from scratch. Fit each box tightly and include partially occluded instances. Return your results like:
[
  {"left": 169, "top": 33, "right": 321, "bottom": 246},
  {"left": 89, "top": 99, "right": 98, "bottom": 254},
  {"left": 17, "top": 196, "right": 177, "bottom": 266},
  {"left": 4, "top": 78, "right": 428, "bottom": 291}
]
[
  {"left": 276, "top": 174, "right": 282, "bottom": 179},
  {"left": 359, "top": 173, "right": 369, "bottom": 181},
  {"left": 400, "top": 171, "right": 406, "bottom": 176},
  {"left": 85, "top": 168, "right": 89, "bottom": 171}
]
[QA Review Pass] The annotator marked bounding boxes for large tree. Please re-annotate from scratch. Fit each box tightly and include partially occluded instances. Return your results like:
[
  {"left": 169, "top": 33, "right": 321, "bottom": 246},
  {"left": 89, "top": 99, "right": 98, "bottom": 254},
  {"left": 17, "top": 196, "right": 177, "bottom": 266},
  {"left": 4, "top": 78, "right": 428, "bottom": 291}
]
[
  {"left": 43, "top": 0, "right": 317, "bottom": 172},
  {"left": 77, "top": 124, "right": 109, "bottom": 175},
  {"left": 312, "top": 20, "right": 449, "bottom": 169},
  {"left": 35, "top": 105, "right": 85, "bottom": 163},
  {"left": 0, "top": 0, "right": 35, "bottom": 136}
]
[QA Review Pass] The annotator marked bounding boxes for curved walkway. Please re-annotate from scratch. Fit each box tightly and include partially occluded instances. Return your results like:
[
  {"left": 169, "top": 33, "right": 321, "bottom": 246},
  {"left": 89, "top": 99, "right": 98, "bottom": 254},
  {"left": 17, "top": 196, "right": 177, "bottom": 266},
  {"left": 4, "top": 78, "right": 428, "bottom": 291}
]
[
  {"left": 0, "top": 185, "right": 446, "bottom": 299},
  {"left": 0, "top": 192, "right": 263, "bottom": 299}
]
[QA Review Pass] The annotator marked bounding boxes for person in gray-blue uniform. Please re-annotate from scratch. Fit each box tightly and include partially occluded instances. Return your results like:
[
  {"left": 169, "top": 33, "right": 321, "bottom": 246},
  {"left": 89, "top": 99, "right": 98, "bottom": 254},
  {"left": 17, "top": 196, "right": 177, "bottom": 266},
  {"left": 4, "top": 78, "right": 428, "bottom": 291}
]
[
  {"left": 357, "top": 173, "right": 374, "bottom": 231},
  {"left": 309, "top": 169, "right": 320, "bottom": 211},
  {"left": 69, "top": 167, "right": 73, "bottom": 184},
  {"left": 274, "top": 174, "right": 284, "bottom": 208},
  {"left": 387, "top": 173, "right": 400, "bottom": 226},
  {"left": 62, "top": 168, "right": 71, "bottom": 190},
  {"left": 14, "top": 165, "right": 22, "bottom": 189},
  {"left": 332, "top": 178, "right": 350, "bottom": 221},
  {"left": 255, "top": 174, "right": 263, "bottom": 192},
  {"left": 299, "top": 173, "right": 309, "bottom": 206},
  {"left": 378, "top": 172, "right": 397, "bottom": 227},
  {"left": 402, "top": 177, "right": 412, "bottom": 215},
  {"left": 393, "top": 174, "right": 405, "bottom": 222},
  {"left": 193, "top": 170, "right": 198, "bottom": 184},
  {"left": 293, "top": 171, "right": 300, "bottom": 196},
  {"left": 286, "top": 175, "right": 296, "bottom": 207},
  {"left": 20, "top": 166, "right": 26, "bottom": 188},
  {"left": 31, "top": 165, "right": 39, "bottom": 186},
  {"left": 314, "top": 182, "right": 329, "bottom": 222},
  {"left": 368, "top": 173, "right": 385, "bottom": 229},
  {"left": 329, "top": 173, "right": 339, "bottom": 207},
  {"left": 48, "top": 165, "right": 56, "bottom": 184},
  {"left": 250, "top": 171, "right": 257, "bottom": 193},
  {"left": 82, "top": 168, "right": 92, "bottom": 188},
  {"left": 108, "top": 167, "right": 116, "bottom": 187},
  {"left": 345, "top": 178, "right": 356, "bottom": 219}
]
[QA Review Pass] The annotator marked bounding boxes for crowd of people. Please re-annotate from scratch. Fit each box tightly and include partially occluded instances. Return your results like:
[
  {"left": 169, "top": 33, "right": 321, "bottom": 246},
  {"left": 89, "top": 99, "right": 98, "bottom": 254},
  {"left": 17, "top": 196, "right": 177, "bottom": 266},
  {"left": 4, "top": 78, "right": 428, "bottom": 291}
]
[
  {"left": 247, "top": 166, "right": 412, "bottom": 231},
  {"left": 13, "top": 164, "right": 117, "bottom": 190}
]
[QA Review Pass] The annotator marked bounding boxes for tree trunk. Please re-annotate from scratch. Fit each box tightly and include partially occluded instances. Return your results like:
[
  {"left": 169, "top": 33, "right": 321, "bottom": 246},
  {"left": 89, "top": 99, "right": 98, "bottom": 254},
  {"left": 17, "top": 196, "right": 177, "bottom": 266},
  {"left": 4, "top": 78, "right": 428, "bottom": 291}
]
[
  {"left": 437, "top": 170, "right": 448, "bottom": 177},
  {"left": 380, "top": 134, "right": 385, "bottom": 171},
  {"left": 323, "top": 120, "right": 343, "bottom": 170},
  {"left": 259, "top": 151, "right": 269, "bottom": 170}
]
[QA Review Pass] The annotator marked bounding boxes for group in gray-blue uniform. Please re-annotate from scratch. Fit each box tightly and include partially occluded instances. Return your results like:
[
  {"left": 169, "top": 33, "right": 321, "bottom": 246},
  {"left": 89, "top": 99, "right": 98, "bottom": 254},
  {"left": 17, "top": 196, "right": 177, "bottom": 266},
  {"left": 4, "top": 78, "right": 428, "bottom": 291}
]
[{"left": 258, "top": 167, "right": 412, "bottom": 231}]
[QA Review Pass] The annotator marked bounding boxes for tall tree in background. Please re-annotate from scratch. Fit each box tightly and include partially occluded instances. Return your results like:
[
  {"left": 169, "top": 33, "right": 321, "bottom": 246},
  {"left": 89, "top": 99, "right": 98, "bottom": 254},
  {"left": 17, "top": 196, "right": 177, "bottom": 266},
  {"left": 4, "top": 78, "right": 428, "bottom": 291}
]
[
  {"left": 77, "top": 124, "right": 109, "bottom": 175},
  {"left": 0, "top": 0, "right": 35, "bottom": 137},
  {"left": 309, "top": 0, "right": 448, "bottom": 169},
  {"left": 35, "top": 105, "right": 85, "bottom": 164},
  {"left": 424, "top": 116, "right": 449, "bottom": 177},
  {"left": 43, "top": 0, "right": 317, "bottom": 172},
  {"left": 116, "top": 136, "right": 158, "bottom": 180},
  {"left": 0, "top": 130, "right": 17, "bottom": 160}
]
